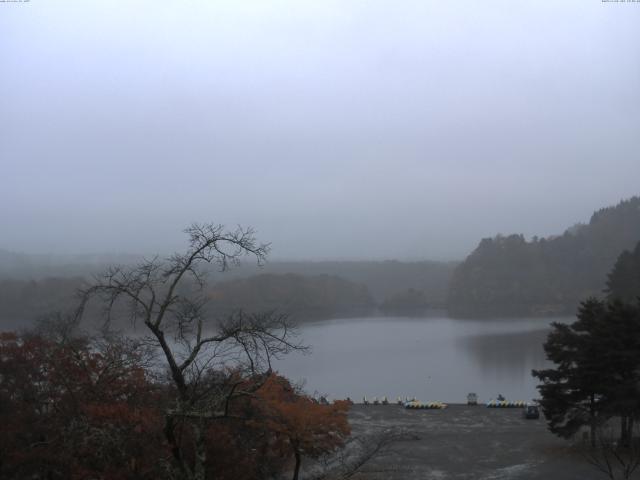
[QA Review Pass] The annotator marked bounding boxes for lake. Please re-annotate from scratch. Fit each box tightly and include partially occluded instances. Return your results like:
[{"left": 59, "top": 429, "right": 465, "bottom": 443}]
[{"left": 273, "top": 315, "right": 569, "bottom": 404}]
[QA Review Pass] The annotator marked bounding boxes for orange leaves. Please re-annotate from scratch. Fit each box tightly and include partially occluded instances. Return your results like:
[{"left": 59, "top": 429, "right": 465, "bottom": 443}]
[
  {"left": 0, "top": 334, "right": 350, "bottom": 480},
  {"left": 253, "top": 374, "right": 351, "bottom": 457},
  {"left": 0, "top": 331, "right": 164, "bottom": 479}
]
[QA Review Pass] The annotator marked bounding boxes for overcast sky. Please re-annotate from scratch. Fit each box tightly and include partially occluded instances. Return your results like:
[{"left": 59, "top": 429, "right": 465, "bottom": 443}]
[{"left": 1, "top": 0, "right": 639, "bottom": 260}]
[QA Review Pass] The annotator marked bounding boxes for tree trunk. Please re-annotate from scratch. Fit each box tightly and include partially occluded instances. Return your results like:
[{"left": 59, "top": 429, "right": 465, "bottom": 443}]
[
  {"left": 193, "top": 421, "right": 207, "bottom": 480},
  {"left": 621, "top": 415, "right": 634, "bottom": 448},
  {"left": 164, "top": 414, "right": 192, "bottom": 479},
  {"left": 292, "top": 448, "right": 301, "bottom": 480},
  {"left": 590, "top": 394, "right": 597, "bottom": 448},
  {"left": 621, "top": 416, "right": 629, "bottom": 447}
]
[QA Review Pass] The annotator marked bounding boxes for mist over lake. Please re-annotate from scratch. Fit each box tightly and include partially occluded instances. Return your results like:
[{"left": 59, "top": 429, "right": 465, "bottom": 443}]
[{"left": 275, "top": 316, "right": 561, "bottom": 404}]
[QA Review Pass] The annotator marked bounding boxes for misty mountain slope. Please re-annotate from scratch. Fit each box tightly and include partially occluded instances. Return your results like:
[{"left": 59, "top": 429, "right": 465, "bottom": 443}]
[
  {"left": 0, "top": 247, "right": 456, "bottom": 306},
  {"left": 209, "top": 260, "right": 457, "bottom": 306},
  {"left": 207, "top": 273, "right": 375, "bottom": 321},
  {"left": 0, "top": 255, "right": 456, "bottom": 328},
  {"left": 447, "top": 196, "right": 640, "bottom": 317},
  {"left": 0, "top": 249, "right": 144, "bottom": 280},
  {"left": 0, "top": 277, "right": 84, "bottom": 330}
]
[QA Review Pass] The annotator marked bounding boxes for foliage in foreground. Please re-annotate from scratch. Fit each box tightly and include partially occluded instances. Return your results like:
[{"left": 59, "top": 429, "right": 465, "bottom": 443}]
[
  {"left": 0, "top": 330, "right": 351, "bottom": 480},
  {"left": 0, "top": 331, "right": 164, "bottom": 479},
  {"left": 0, "top": 223, "right": 353, "bottom": 480},
  {"left": 533, "top": 299, "right": 640, "bottom": 446},
  {"left": 533, "top": 241, "right": 640, "bottom": 454}
]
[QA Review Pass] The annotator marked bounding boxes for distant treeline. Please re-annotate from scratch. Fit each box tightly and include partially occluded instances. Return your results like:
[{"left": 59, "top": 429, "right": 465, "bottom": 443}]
[
  {"left": 0, "top": 261, "right": 456, "bottom": 328},
  {"left": 208, "top": 273, "right": 375, "bottom": 320},
  {"left": 0, "top": 277, "right": 83, "bottom": 330},
  {"left": 207, "top": 259, "right": 456, "bottom": 304},
  {"left": 2, "top": 196, "right": 639, "bottom": 324},
  {"left": 447, "top": 196, "right": 640, "bottom": 317},
  {"left": 0, "top": 250, "right": 144, "bottom": 280}
]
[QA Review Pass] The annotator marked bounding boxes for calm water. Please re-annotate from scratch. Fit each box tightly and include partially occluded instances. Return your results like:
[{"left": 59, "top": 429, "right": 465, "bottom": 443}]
[{"left": 273, "top": 316, "right": 569, "bottom": 404}]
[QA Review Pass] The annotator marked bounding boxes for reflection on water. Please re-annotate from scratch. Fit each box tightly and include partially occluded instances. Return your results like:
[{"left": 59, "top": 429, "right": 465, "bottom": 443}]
[
  {"left": 273, "top": 316, "right": 567, "bottom": 403},
  {"left": 456, "top": 328, "right": 549, "bottom": 385}
]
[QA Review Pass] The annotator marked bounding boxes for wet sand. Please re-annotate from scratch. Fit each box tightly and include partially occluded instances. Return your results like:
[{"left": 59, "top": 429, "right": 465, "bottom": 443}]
[{"left": 347, "top": 404, "right": 604, "bottom": 480}]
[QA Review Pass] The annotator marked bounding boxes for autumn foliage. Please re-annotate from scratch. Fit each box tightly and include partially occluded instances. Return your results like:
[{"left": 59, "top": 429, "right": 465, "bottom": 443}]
[
  {"left": 0, "top": 331, "right": 165, "bottom": 479},
  {"left": 252, "top": 375, "right": 351, "bottom": 480},
  {"left": 0, "top": 333, "right": 351, "bottom": 480}
]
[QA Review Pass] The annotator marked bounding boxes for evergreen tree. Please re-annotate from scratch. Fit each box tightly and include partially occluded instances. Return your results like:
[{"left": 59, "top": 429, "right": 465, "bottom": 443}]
[
  {"left": 595, "top": 300, "right": 640, "bottom": 445},
  {"left": 533, "top": 299, "right": 640, "bottom": 446},
  {"left": 448, "top": 196, "right": 640, "bottom": 317},
  {"left": 532, "top": 299, "right": 609, "bottom": 446},
  {"left": 606, "top": 241, "right": 640, "bottom": 304}
]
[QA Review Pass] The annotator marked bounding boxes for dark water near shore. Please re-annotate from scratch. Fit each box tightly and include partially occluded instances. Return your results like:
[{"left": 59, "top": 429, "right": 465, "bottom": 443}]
[{"left": 274, "top": 316, "right": 569, "bottom": 404}]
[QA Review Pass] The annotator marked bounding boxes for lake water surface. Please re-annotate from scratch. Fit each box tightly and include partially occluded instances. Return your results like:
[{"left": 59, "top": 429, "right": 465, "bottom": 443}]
[{"left": 273, "top": 316, "right": 570, "bottom": 404}]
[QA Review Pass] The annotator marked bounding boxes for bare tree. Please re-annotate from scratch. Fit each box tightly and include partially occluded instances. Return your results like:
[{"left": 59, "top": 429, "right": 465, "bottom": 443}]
[
  {"left": 583, "top": 421, "right": 640, "bottom": 480},
  {"left": 76, "top": 223, "right": 305, "bottom": 480},
  {"left": 311, "top": 428, "right": 420, "bottom": 480}
]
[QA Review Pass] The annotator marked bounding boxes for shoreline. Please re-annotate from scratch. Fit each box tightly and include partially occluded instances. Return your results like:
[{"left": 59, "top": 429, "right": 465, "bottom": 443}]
[{"left": 345, "top": 404, "right": 602, "bottom": 479}]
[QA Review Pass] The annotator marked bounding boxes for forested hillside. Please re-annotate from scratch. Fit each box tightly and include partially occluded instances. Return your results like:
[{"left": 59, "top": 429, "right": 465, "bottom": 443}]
[
  {"left": 209, "top": 260, "right": 456, "bottom": 305},
  {"left": 10, "top": 196, "right": 639, "bottom": 323},
  {"left": 0, "top": 277, "right": 83, "bottom": 329},
  {"left": 0, "top": 250, "right": 143, "bottom": 279},
  {"left": 447, "top": 197, "right": 640, "bottom": 317},
  {"left": 0, "top": 257, "right": 456, "bottom": 327},
  {"left": 606, "top": 240, "right": 640, "bottom": 303},
  {"left": 208, "top": 273, "right": 375, "bottom": 321}
]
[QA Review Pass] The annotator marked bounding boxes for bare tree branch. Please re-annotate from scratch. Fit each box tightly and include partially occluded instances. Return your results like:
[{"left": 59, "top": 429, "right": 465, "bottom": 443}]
[{"left": 74, "top": 223, "right": 303, "bottom": 480}]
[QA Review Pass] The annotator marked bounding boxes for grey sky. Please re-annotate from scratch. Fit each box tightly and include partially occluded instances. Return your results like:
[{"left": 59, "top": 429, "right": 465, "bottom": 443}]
[{"left": 1, "top": 0, "right": 639, "bottom": 260}]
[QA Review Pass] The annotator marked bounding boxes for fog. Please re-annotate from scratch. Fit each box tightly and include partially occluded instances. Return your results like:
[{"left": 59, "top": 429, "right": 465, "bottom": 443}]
[{"left": 1, "top": 0, "right": 639, "bottom": 260}]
